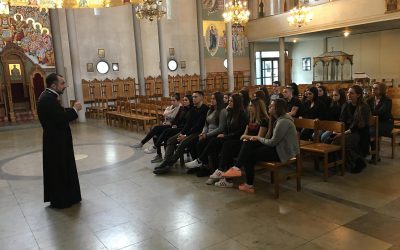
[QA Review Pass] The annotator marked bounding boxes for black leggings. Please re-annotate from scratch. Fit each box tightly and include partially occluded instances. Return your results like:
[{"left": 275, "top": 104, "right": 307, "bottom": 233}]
[
  {"left": 218, "top": 139, "right": 242, "bottom": 171},
  {"left": 197, "top": 137, "right": 224, "bottom": 169},
  {"left": 141, "top": 125, "right": 170, "bottom": 145},
  {"left": 154, "top": 127, "right": 181, "bottom": 156},
  {"left": 236, "top": 141, "right": 280, "bottom": 185}
]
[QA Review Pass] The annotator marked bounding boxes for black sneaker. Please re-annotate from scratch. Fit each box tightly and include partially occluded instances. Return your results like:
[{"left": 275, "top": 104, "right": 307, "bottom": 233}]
[
  {"left": 153, "top": 165, "right": 171, "bottom": 175},
  {"left": 186, "top": 167, "right": 200, "bottom": 174},
  {"left": 151, "top": 155, "right": 163, "bottom": 163},
  {"left": 196, "top": 167, "right": 212, "bottom": 177},
  {"left": 351, "top": 158, "right": 366, "bottom": 173}
]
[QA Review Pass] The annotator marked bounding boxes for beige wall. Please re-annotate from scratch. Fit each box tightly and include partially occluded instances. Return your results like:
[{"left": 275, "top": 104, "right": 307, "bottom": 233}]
[
  {"left": 291, "top": 29, "right": 400, "bottom": 85},
  {"left": 205, "top": 57, "right": 250, "bottom": 73},
  {"left": 247, "top": 0, "right": 400, "bottom": 42},
  {"left": 59, "top": 0, "right": 200, "bottom": 83}
]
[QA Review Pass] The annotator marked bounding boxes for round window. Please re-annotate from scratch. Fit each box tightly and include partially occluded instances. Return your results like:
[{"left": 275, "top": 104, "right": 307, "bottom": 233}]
[
  {"left": 96, "top": 61, "right": 109, "bottom": 74},
  {"left": 167, "top": 59, "right": 178, "bottom": 71},
  {"left": 223, "top": 59, "right": 228, "bottom": 69}
]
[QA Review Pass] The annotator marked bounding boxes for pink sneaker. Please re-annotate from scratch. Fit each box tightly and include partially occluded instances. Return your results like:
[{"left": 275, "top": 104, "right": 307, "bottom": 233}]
[
  {"left": 222, "top": 167, "right": 242, "bottom": 178},
  {"left": 238, "top": 183, "right": 255, "bottom": 193}
]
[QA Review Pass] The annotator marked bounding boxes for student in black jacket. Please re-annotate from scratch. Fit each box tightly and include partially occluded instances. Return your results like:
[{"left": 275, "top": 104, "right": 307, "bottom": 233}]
[
  {"left": 153, "top": 91, "right": 209, "bottom": 175},
  {"left": 300, "top": 86, "right": 326, "bottom": 140},
  {"left": 150, "top": 95, "right": 193, "bottom": 163},
  {"left": 367, "top": 82, "right": 394, "bottom": 162}
]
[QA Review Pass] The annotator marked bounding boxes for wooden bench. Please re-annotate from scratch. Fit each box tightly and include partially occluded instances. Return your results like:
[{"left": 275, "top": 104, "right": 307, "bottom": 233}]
[{"left": 254, "top": 155, "right": 302, "bottom": 199}]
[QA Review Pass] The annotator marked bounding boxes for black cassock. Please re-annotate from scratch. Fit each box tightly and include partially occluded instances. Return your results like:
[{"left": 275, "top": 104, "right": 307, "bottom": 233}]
[{"left": 37, "top": 89, "right": 81, "bottom": 208}]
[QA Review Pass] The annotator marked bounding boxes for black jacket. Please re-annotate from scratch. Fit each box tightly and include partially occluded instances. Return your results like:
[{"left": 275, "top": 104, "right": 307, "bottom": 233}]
[
  {"left": 181, "top": 104, "right": 209, "bottom": 136},
  {"left": 367, "top": 96, "right": 393, "bottom": 122},
  {"left": 224, "top": 109, "right": 248, "bottom": 140}
]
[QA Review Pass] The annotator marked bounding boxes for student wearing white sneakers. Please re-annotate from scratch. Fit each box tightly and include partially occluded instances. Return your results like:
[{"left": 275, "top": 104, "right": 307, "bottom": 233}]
[
  {"left": 208, "top": 97, "right": 270, "bottom": 187},
  {"left": 130, "top": 93, "right": 182, "bottom": 151}
]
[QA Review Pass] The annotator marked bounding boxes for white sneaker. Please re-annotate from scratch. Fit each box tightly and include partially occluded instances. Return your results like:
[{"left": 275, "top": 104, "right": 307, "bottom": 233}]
[
  {"left": 209, "top": 169, "right": 224, "bottom": 179},
  {"left": 215, "top": 178, "right": 234, "bottom": 188},
  {"left": 130, "top": 142, "right": 143, "bottom": 148},
  {"left": 144, "top": 146, "right": 157, "bottom": 154},
  {"left": 185, "top": 159, "right": 202, "bottom": 169}
]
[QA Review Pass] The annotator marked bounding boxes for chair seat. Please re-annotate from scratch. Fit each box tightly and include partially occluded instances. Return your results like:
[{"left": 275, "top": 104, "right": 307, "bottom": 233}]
[
  {"left": 301, "top": 143, "right": 341, "bottom": 153},
  {"left": 255, "top": 157, "right": 297, "bottom": 168},
  {"left": 300, "top": 140, "right": 314, "bottom": 146},
  {"left": 392, "top": 128, "right": 400, "bottom": 136}
]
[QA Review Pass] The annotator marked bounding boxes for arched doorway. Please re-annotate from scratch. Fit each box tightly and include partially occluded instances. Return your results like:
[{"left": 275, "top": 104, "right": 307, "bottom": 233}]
[{"left": 0, "top": 43, "right": 43, "bottom": 122}]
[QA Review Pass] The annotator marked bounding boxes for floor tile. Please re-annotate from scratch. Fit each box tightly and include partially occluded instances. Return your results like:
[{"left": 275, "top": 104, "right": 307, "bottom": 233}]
[{"left": 310, "top": 227, "right": 392, "bottom": 250}]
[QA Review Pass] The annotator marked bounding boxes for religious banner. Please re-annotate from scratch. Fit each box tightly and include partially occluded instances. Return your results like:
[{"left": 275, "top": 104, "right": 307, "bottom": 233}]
[
  {"left": 203, "top": 20, "right": 225, "bottom": 57},
  {"left": 0, "top": 6, "right": 55, "bottom": 67}
]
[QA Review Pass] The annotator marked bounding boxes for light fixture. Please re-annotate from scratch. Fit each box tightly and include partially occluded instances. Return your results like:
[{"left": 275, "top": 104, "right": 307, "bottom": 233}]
[
  {"left": 293, "top": 39, "right": 298, "bottom": 43},
  {"left": 222, "top": 0, "right": 250, "bottom": 25},
  {"left": 343, "top": 31, "right": 350, "bottom": 37},
  {"left": 287, "top": 1, "right": 313, "bottom": 28},
  {"left": 0, "top": 0, "right": 9, "bottom": 15},
  {"left": 136, "top": 0, "right": 166, "bottom": 21}
]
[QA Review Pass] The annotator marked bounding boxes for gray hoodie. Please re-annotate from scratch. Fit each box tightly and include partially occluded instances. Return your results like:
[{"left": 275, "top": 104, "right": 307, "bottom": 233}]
[{"left": 257, "top": 114, "right": 300, "bottom": 163}]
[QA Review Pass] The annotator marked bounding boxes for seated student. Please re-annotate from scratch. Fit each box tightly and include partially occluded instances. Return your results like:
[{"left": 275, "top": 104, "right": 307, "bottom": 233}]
[
  {"left": 186, "top": 94, "right": 247, "bottom": 177},
  {"left": 149, "top": 95, "right": 193, "bottom": 163},
  {"left": 258, "top": 86, "right": 271, "bottom": 106},
  {"left": 185, "top": 92, "right": 227, "bottom": 171},
  {"left": 153, "top": 91, "right": 209, "bottom": 175},
  {"left": 223, "top": 92, "right": 231, "bottom": 107},
  {"left": 290, "top": 82, "right": 299, "bottom": 98},
  {"left": 317, "top": 85, "right": 332, "bottom": 108},
  {"left": 300, "top": 86, "right": 326, "bottom": 140},
  {"left": 208, "top": 97, "right": 269, "bottom": 187},
  {"left": 131, "top": 93, "right": 182, "bottom": 150},
  {"left": 367, "top": 82, "right": 394, "bottom": 163},
  {"left": 222, "top": 99, "right": 299, "bottom": 193},
  {"left": 282, "top": 86, "right": 301, "bottom": 118},
  {"left": 320, "top": 88, "right": 346, "bottom": 143},
  {"left": 331, "top": 85, "right": 371, "bottom": 173},
  {"left": 254, "top": 90, "right": 269, "bottom": 106},
  {"left": 239, "top": 89, "right": 250, "bottom": 115},
  {"left": 270, "top": 81, "right": 284, "bottom": 101}
]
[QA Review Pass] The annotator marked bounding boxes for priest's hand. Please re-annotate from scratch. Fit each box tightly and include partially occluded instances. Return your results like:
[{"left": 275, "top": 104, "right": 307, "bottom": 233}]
[{"left": 73, "top": 101, "right": 82, "bottom": 111}]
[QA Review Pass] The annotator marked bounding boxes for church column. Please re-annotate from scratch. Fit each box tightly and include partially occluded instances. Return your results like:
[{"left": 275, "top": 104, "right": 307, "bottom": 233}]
[
  {"left": 49, "top": 9, "right": 68, "bottom": 107},
  {"left": 226, "top": 22, "right": 234, "bottom": 92},
  {"left": 66, "top": 9, "right": 86, "bottom": 122},
  {"left": 279, "top": 37, "right": 285, "bottom": 85},
  {"left": 249, "top": 42, "right": 256, "bottom": 85},
  {"left": 270, "top": 0, "right": 275, "bottom": 15},
  {"left": 196, "top": 0, "right": 206, "bottom": 86},
  {"left": 132, "top": 5, "right": 145, "bottom": 96},
  {"left": 157, "top": 19, "right": 169, "bottom": 97}
]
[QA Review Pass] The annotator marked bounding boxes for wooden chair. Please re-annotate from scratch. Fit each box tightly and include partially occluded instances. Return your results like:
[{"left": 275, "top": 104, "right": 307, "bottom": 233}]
[
  {"left": 369, "top": 116, "right": 379, "bottom": 164},
  {"left": 300, "top": 120, "right": 345, "bottom": 181},
  {"left": 293, "top": 118, "right": 319, "bottom": 146},
  {"left": 380, "top": 128, "right": 400, "bottom": 159},
  {"left": 254, "top": 154, "right": 302, "bottom": 199}
]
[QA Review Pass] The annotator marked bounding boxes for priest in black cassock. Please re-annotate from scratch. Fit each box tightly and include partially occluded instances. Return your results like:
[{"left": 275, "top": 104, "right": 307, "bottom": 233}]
[{"left": 37, "top": 73, "right": 83, "bottom": 209}]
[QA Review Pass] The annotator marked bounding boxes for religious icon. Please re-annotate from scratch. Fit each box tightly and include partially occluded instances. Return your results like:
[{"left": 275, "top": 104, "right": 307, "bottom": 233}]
[
  {"left": 87, "top": 63, "right": 94, "bottom": 72},
  {"left": 205, "top": 24, "right": 219, "bottom": 56},
  {"left": 180, "top": 61, "right": 186, "bottom": 69},
  {"left": 9, "top": 64, "right": 22, "bottom": 80},
  {"left": 302, "top": 58, "right": 311, "bottom": 71},
  {"left": 386, "top": 0, "right": 399, "bottom": 12},
  {"left": 98, "top": 49, "right": 105, "bottom": 58}
]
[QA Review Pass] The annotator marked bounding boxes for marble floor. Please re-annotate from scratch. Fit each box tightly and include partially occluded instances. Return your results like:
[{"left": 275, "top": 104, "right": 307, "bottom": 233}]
[{"left": 0, "top": 120, "right": 399, "bottom": 250}]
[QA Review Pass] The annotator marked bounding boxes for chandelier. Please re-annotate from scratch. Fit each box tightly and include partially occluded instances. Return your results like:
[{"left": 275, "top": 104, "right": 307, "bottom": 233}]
[
  {"left": 222, "top": 0, "right": 250, "bottom": 25},
  {"left": 135, "top": 0, "right": 166, "bottom": 21},
  {"left": 287, "top": 3, "right": 313, "bottom": 28}
]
